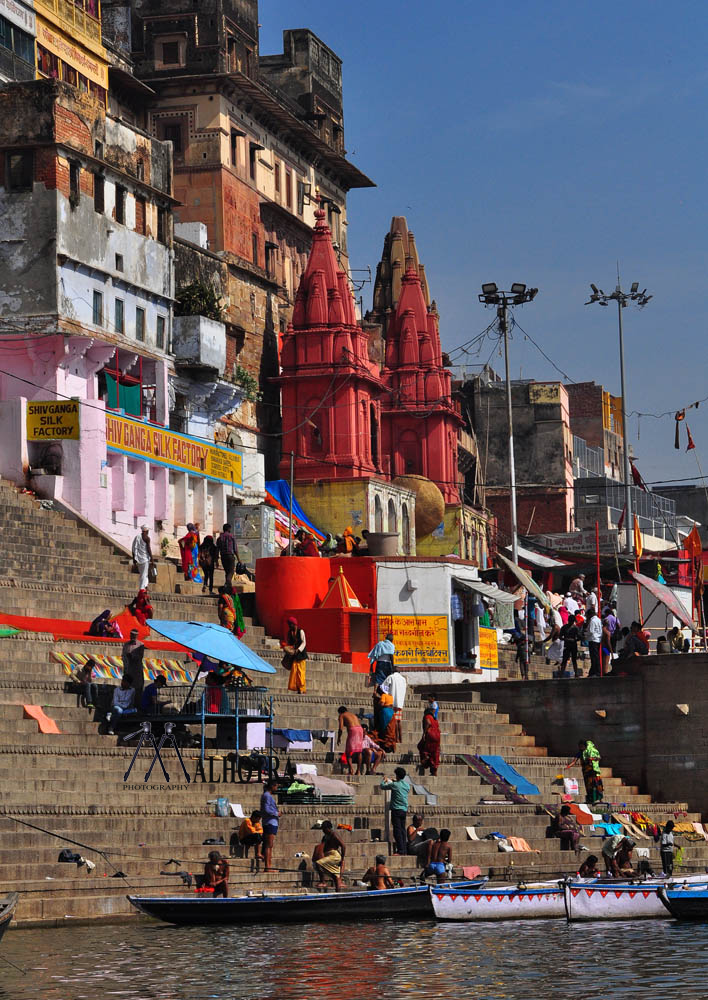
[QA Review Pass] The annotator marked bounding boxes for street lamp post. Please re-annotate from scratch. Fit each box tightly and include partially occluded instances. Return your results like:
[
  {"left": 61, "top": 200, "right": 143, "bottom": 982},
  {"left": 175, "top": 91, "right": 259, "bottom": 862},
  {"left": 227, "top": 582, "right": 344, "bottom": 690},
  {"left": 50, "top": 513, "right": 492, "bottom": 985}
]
[
  {"left": 478, "top": 282, "right": 539, "bottom": 564},
  {"left": 585, "top": 281, "right": 652, "bottom": 555}
]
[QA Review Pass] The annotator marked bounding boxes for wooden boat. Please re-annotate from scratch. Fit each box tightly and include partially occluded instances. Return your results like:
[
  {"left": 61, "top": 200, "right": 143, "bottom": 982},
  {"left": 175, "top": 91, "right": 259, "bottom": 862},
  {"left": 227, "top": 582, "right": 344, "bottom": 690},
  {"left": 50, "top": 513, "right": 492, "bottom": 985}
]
[
  {"left": 0, "top": 893, "right": 18, "bottom": 943},
  {"left": 128, "top": 878, "right": 487, "bottom": 925},
  {"left": 564, "top": 875, "right": 708, "bottom": 921},
  {"left": 430, "top": 881, "right": 566, "bottom": 921},
  {"left": 659, "top": 886, "right": 708, "bottom": 920}
]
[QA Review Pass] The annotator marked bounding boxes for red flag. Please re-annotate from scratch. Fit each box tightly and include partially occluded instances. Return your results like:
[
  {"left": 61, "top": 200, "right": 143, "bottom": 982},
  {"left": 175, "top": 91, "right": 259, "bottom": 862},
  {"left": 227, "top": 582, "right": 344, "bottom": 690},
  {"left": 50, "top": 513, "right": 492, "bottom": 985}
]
[
  {"left": 633, "top": 515, "right": 643, "bottom": 559},
  {"left": 684, "top": 525, "right": 702, "bottom": 560},
  {"left": 630, "top": 461, "right": 646, "bottom": 491},
  {"left": 686, "top": 425, "right": 696, "bottom": 451},
  {"left": 617, "top": 503, "right": 626, "bottom": 533}
]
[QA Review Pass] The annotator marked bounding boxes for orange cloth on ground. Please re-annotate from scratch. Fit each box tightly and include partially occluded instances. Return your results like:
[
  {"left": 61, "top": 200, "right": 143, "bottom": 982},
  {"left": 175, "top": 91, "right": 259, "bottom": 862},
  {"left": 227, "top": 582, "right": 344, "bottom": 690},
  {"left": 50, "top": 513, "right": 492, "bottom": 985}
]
[
  {"left": 569, "top": 803, "right": 593, "bottom": 825},
  {"left": 23, "top": 705, "right": 61, "bottom": 734},
  {"left": 508, "top": 837, "right": 539, "bottom": 853}
]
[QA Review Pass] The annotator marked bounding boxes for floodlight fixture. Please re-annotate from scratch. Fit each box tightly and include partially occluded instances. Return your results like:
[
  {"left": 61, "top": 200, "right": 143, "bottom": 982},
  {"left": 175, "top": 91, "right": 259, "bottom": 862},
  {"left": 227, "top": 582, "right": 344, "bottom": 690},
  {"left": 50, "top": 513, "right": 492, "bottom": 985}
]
[
  {"left": 510, "top": 282, "right": 526, "bottom": 295},
  {"left": 481, "top": 282, "right": 498, "bottom": 295},
  {"left": 630, "top": 281, "right": 639, "bottom": 293}
]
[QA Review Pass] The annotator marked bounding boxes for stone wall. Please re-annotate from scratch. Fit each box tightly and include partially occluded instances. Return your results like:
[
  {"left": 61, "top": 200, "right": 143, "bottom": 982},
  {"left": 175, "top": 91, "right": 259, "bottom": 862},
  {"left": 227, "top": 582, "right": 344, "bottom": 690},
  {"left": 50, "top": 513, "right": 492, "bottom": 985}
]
[{"left": 472, "top": 656, "right": 708, "bottom": 817}]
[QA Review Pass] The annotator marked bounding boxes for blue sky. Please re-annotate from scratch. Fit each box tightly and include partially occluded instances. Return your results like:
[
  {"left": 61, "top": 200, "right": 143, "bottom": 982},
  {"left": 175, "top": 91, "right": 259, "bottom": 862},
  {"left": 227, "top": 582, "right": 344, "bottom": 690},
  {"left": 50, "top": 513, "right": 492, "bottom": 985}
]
[{"left": 261, "top": 1, "right": 708, "bottom": 488}]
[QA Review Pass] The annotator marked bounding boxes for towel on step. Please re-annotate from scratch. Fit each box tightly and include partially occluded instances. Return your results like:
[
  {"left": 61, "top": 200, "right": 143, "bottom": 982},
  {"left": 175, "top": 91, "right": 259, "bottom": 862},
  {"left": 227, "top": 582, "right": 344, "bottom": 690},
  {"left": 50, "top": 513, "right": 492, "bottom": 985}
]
[
  {"left": 466, "top": 826, "right": 480, "bottom": 841},
  {"left": 455, "top": 754, "right": 529, "bottom": 804},
  {"left": 295, "top": 764, "right": 317, "bottom": 776},
  {"left": 23, "top": 705, "right": 61, "bottom": 734},
  {"left": 462, "top": 865, "right": 482, "bottom": 879},
  {"left": 411, "top": 782, "right": 437, "bottom": 806},
  {"left": 508, "top": 837, "right": 540, "bottom": 854},
  {"left": 479, "top": 755, "right": 539, "bottom": 796}
]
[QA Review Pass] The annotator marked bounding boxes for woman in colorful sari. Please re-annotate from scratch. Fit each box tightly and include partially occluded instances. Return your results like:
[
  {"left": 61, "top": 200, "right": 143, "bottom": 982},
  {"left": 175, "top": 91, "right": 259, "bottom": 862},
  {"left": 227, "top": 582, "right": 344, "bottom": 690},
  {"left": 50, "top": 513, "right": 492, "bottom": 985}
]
[
  {"left": 417, "top": 707, "right": 441, "bottom": 777},
  {"left": 178, "top": 524, "right": 201, "bottom": 583},
  {"left": 217, "top": 586, "right": 246, "bottom": 639},
  {"left": 570, "top": 739, "right": 604, "bottom": 805},
  {"left": 374, "top": 690, "right": 397, "bottom": 752}
]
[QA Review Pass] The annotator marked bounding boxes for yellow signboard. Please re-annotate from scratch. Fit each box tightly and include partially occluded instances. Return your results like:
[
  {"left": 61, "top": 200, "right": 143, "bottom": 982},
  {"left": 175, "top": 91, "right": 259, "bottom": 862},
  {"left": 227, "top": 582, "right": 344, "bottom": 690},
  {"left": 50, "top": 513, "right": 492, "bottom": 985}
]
[
  {"left": 529, "top": 383, "right": 561, "bottom": 404},
  {"left": 36, "top": 16, "right": 108, "bottom": 87},
  {"left": 478, "top": 627, "right": 499, "bottom": 672},
  {"left": 106, "top": 413, "right": 243, "bottom": 487},
  {"left": 27, "top": 400, "right": 80, "bottom": 440},
  {"left": 377, "top": 615, "right": 449, "bottom": 665}
]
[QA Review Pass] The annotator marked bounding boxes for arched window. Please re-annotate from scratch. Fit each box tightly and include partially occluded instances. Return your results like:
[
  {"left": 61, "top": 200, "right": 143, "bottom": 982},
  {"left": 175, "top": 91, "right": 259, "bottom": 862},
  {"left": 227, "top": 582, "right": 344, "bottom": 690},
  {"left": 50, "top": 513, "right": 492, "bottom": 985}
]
[
  {"left": 402, "top": 503, "right": 411, "bottom": 554},
  {"left": 387, "top": 498, "right": 397, "bottom": 533},
  {"left": 374, "top": 494, "right": 383, "bottom": 532}
]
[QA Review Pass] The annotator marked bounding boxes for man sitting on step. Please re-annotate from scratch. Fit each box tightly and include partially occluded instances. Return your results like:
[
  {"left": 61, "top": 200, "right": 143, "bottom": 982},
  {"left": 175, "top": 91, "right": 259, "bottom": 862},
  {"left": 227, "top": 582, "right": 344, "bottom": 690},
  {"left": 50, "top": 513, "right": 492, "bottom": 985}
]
[{"left": 106, "top": 674, "right": 136, "bottom": 734}]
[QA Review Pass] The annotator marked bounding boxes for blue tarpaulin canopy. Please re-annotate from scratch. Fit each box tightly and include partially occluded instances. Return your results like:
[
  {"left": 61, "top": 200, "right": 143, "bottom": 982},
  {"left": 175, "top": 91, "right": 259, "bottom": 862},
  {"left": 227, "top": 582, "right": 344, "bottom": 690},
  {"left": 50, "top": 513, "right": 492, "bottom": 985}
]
[
  {"left": 148, "top": 620, "right": 277, "bottom": 673},
  {"left": 265, "top": 479, "right": 325, "bottom": 540}
]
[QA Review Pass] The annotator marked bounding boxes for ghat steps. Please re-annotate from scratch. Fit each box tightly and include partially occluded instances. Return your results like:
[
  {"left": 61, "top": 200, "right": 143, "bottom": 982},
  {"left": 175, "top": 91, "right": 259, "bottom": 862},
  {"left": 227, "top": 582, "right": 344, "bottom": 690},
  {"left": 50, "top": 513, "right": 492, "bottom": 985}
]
[{"left": 0, "top": 479, "right": 702, "bottom": 927}]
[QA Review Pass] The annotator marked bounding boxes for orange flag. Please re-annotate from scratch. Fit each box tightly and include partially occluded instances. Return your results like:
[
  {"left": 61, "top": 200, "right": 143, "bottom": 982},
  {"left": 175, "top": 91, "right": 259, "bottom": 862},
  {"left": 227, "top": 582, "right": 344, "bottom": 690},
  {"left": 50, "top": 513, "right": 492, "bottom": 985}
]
[
  {"left": 633, "top": 515, "right": 643, "bottom": 560},
  {"left": 684, "top": 525, "right": 702, "bottom": 560}
]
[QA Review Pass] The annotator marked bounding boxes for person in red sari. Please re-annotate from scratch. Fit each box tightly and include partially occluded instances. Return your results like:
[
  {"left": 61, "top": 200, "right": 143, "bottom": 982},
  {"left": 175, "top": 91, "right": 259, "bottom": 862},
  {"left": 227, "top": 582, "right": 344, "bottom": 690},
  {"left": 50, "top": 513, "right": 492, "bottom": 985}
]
[
  {"left": 178, "top": 524, "right": 201, "bottom": 582},
  {"left": 129, "top": 589, "right": 153, "bottom": 627},
  {"left": 417, "top": 707, "right": 441, "bottom": 777}
]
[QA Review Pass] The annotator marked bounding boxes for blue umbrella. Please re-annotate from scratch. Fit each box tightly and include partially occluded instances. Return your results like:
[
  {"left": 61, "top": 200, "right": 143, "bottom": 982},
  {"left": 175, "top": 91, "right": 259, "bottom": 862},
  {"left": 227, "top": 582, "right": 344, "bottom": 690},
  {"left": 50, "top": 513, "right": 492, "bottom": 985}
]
[{"left": 148, "top": 620, "right": 277, "bottom": 674}]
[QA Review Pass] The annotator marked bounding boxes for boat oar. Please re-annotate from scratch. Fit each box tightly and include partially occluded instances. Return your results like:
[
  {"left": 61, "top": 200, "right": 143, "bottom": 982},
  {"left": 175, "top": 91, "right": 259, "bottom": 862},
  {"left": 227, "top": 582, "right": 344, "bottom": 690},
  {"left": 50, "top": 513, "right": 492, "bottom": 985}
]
[
  {"left": 0, "top": 953, "right": 27, "bottom": 975},
  {"left": 6, "top": 815, "right": 132, "bottom": 887}
]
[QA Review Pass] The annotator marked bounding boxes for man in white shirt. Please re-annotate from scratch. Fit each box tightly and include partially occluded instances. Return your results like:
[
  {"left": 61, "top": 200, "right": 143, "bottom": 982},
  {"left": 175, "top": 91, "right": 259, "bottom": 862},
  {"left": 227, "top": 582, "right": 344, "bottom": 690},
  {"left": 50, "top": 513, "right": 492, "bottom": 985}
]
[
  {"left": 585, "top": 588, "right": 599, "bottom": 614},
  {"left": 585, "top": 608, "right": 603, "bottom": 677},
  {"left": 563, "top": 593, "right": 579, "bottom": 615},
  {"left": 132, "top": 526, "right": 152, "bottom": 591},
  {"left": 380, "top": 671, "right": 407, "bottom": 743},
  {"left": 106, "top": 675, "right": 137, "bottom": 734}
]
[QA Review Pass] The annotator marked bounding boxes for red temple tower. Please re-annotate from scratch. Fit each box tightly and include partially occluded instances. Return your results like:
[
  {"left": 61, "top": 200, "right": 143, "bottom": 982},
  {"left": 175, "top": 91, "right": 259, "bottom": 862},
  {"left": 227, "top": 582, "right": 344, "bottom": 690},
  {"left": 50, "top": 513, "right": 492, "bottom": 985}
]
[
  {"left": 380, "top": 263, "right": 462, "bottom": 503},
  {"left": 277, "top": 208, "right": 384, "bottom": 481}
]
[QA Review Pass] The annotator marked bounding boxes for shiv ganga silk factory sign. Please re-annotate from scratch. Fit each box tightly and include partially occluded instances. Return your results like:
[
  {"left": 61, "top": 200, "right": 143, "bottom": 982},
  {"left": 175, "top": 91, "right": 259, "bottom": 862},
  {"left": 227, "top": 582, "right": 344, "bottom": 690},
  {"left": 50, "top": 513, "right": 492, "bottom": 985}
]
[{"left": 106, "top": 413, "right": 243, "bottom": 487}]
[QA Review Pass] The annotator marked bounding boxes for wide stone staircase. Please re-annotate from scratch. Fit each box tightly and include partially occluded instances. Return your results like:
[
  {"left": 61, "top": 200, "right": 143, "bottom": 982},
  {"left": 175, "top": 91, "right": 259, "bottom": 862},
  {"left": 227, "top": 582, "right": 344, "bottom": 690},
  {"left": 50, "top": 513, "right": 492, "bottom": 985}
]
[{"left": 0, "top": 479, "right": 706, "bottom": 927}]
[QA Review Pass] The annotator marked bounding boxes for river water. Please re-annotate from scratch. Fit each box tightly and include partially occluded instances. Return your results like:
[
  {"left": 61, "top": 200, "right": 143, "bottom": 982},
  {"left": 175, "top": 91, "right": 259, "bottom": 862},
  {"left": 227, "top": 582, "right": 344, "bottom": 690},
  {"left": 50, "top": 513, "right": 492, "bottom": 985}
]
[{"left": 1, "top": 918, "right": 705, "bottom": 1000}]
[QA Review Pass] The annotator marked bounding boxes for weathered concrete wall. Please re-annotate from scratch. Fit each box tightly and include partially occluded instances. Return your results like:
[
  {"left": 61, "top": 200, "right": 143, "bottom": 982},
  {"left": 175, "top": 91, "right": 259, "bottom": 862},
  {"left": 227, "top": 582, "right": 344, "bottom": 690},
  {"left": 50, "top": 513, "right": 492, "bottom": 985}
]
[{"left": 473, "top": 657, "right": 708, "bottom": 817}]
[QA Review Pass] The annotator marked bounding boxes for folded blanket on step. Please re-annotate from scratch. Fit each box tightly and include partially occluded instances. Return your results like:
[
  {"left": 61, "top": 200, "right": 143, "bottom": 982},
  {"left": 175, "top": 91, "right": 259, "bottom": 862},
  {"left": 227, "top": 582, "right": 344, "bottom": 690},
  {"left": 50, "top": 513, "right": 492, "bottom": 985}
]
[
  {"left": 302, "top": 774, "right": 355, "bottom": 797},
  {"left": 455, "top": 754, "right": 529, "bottom": 804},
  {"left": 479, "top": 755, "right": 540, "bottom": 796}
]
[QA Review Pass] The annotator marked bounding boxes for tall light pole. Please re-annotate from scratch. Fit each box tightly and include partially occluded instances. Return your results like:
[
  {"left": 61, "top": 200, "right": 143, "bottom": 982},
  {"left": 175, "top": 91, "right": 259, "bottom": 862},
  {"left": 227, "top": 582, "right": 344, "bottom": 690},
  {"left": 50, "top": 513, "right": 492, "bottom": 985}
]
[
  {"left": 586, "top": 280, "right": 652, "bottom": 555},
  {"left": 479, "top": 282, "right": 539, "bottom": 564}
]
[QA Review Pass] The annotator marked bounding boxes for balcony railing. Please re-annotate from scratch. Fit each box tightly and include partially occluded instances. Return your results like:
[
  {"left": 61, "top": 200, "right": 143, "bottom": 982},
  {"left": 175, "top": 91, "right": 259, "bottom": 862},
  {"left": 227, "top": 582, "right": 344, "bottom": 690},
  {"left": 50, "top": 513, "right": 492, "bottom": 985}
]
[{"left": 36, "top": 0, "right": 102, "bottom": 43}]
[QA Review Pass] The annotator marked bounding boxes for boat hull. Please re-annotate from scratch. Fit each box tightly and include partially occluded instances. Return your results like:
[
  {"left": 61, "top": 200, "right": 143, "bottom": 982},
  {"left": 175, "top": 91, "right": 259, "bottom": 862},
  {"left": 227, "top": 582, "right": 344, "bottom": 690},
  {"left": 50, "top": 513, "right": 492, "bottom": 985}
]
[
  {"left": 430, "top": 882, "right": 565, "bottom": 921},
  {"left": 659, "top": 887, "right": 708, "bottom": 921},
  {"left": 128, "top": 879, "right": 486, "bottom": 925},
  {"left": 0, "top": 893, "right": 18, "bottom": 943},
  {"left": 565, "top": 876, "right": 708, "bottom": 921}
]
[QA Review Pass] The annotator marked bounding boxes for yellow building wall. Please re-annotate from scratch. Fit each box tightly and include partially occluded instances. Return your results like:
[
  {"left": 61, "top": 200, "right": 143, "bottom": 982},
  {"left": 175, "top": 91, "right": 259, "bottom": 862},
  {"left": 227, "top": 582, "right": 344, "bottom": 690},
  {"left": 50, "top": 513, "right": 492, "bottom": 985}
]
[
  {"left": 416, "top": 504, "right": 489, "bottom": 565},
  {"left": 35, "top": 0, "right": 107, "bottom": 89},
  {"left": 296, "top": 480, "right": 370, "bottom": 538}
]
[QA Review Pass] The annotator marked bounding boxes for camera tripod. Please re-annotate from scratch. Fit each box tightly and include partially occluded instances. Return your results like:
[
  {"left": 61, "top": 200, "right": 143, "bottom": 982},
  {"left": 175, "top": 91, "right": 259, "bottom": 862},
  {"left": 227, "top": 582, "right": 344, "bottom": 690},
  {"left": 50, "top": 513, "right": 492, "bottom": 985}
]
[{"left": 122, "top": 721, "right": 191, "bottom": 783}]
